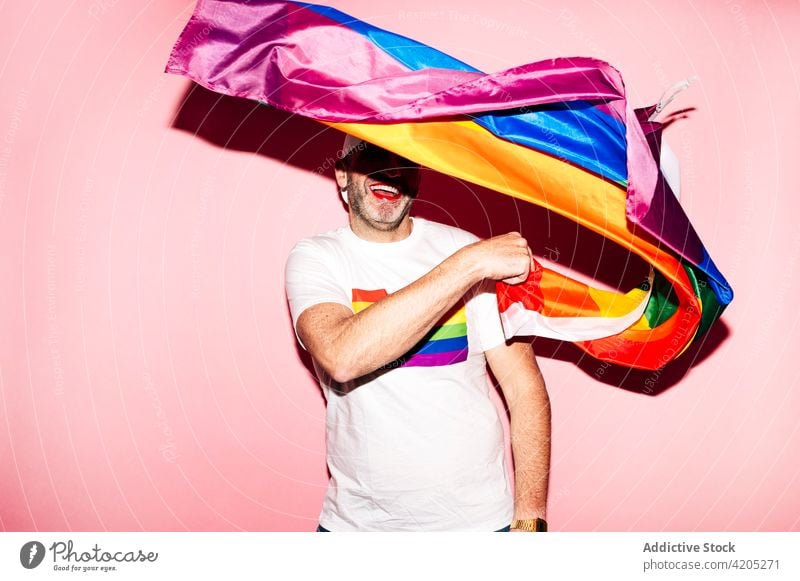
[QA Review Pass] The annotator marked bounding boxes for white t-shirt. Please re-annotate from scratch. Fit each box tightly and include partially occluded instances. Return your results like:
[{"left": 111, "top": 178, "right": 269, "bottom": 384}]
[{"left": 285, "top": 217, "right": 513, "bottom": 531}]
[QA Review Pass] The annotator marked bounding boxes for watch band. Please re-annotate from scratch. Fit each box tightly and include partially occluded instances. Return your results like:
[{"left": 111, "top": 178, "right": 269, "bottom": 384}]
[{"left": 510, "top": 518, "right": 548, "bottom": 532}]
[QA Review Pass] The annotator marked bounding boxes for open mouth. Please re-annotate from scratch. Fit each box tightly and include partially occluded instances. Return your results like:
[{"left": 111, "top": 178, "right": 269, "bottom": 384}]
[{"left": 369, "top": 181, "right": 402, "bottom": 200}]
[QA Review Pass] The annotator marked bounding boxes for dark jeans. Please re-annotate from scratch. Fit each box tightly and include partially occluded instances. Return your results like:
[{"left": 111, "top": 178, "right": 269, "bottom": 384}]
[{"left": 317, "top": 524, "right": 510, "bottom": 532}]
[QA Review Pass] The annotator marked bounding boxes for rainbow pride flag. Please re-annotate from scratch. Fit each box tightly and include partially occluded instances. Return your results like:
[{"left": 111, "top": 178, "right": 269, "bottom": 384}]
[{"left": 165, "top": 0, "right": 733, "bottom": 370}]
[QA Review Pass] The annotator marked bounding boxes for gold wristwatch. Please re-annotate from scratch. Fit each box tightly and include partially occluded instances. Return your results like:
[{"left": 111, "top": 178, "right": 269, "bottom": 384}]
[{"left": 510, "top": 518, "right": 548, "bottom": 532}]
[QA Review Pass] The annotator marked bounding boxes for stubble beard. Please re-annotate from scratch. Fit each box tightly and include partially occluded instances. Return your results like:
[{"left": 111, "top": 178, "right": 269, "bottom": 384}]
[{"left": 348, "top": 176, "right": 413, "bottom": 232}]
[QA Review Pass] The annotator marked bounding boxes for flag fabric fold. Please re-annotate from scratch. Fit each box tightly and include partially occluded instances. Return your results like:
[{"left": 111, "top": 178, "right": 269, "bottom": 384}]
[{"left": 166, "top": 0, "right": 733, "bottom": 370}]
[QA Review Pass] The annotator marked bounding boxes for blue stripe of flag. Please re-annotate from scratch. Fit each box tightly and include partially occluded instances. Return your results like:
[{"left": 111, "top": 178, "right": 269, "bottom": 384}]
[{"left": 413, "top": 335, "right": 468, "bottom": 355}]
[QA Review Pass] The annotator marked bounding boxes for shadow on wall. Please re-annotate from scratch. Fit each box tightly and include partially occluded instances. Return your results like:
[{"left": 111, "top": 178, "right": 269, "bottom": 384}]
[{"left": 171, "top": 82, "right": 730, "bottom": 396}]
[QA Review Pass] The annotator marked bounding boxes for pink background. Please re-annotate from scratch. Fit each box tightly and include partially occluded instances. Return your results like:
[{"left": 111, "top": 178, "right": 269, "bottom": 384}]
[{"left": 1, "top": 0, "right": 798, "bottom": 531}]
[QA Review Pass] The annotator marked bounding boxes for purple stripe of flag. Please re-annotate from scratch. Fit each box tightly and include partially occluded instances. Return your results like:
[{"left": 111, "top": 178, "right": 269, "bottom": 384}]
[{"left": 403, "top": 349, "right": 469, "bottom": 368}]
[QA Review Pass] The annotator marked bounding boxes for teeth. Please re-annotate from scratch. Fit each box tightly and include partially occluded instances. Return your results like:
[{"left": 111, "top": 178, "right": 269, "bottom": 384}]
[{"left": 371, "top": 184, "right": 399, "bottom": 194}]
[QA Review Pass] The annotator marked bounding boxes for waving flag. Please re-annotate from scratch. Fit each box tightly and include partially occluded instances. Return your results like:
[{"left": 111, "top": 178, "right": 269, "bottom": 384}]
[{"left": 165, "top": 0, "right": 733, "bottom": 370}]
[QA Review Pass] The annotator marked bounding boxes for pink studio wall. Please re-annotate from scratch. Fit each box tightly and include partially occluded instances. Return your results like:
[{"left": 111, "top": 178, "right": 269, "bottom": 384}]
[{"left": 1, "top": 0, "right": 798, "bottom": 531}]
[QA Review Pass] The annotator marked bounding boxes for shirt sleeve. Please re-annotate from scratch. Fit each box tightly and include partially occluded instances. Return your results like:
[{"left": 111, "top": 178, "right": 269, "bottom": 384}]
[
  {"left": 467, "top": 278, "right": 507, "bottom": 353},
  {"left": 285, "top": 238, "right": 352, "bottom": 348}
]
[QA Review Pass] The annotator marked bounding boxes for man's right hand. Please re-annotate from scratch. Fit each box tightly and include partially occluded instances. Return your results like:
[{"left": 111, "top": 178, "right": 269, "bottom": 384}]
[{"left": 458, "top": 232, "right": 533, "bottom": 285}]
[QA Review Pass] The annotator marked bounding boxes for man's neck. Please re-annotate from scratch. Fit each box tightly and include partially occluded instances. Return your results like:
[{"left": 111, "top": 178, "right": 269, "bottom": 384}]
[{"left": 349, "top": 215, "right": 414, "bottom": 243}]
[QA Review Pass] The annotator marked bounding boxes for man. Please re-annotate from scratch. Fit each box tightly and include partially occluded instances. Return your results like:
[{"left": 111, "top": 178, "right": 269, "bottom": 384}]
[{"left": 285, "top": 135, "right": 550, "bottom": 532}]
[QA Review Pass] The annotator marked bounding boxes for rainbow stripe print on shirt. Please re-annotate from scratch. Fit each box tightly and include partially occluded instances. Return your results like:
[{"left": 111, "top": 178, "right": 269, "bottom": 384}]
[{"left": 352, "top": 288, "right": 468, "bottom": 368}]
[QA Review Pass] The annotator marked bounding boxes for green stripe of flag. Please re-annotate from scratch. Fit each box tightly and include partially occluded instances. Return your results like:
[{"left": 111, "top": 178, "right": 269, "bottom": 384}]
[{"left": 429, "top": 322, "right": 467, "bottom": 341}]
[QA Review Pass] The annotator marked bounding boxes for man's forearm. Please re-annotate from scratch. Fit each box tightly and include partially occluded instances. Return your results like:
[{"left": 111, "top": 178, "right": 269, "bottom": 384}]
[
  {"left": 509, "top": 380, "right": 551, "bottom": 520},
  {"left": 486, "top": 341, "right": 551, "bottom": 521},
  {"left": 320, "top": 250, "right": 481, "bottom": 382}
]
